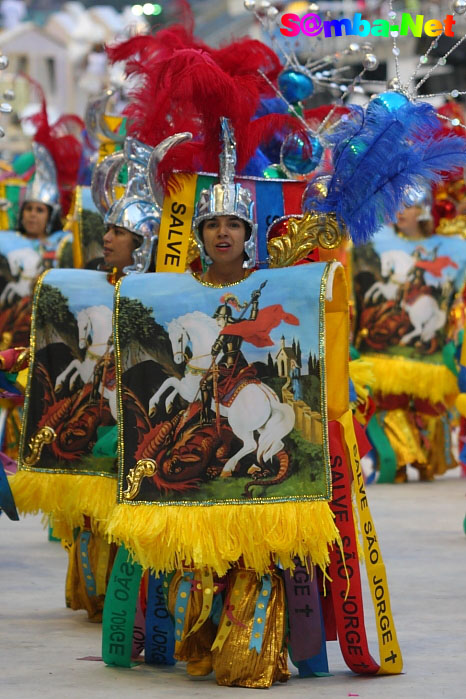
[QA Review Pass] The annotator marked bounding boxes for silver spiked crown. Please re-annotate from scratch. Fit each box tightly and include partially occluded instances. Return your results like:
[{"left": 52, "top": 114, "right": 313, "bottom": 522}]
[
  {"left": 24, "top": 143, "right": 61, "bottom": 230},
  {"left": 193, "top": 117, "right": 257, "bottom": 268}
]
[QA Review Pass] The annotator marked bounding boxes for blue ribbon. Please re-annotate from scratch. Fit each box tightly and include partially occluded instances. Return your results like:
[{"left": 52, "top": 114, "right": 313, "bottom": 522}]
[
  {"left": 255, "top": 180, "right": 284, "bottom": 268},
  {"left": 144, "top": 572, "right": 176, "bottom": 665},
  {"left": 79, "top": 530, "right": 97, "bottom": 597},
  {"left": 249, "top": 574, "right": 272, "bottom": 652},
  {"left": 174, "top": 572, "right": 194, "bottom": 643},
  {"left": 0, "top": 457, "right": 18, "bottom": 520}
]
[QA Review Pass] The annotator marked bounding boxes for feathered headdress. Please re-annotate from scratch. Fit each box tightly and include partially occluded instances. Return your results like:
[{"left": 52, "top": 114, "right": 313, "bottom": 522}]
[
  {"left": 106, "top": 22, "right": 304, "bottom": 187},
  {"left": 303, "top": 96, "right": 466, "bottom": 244}
]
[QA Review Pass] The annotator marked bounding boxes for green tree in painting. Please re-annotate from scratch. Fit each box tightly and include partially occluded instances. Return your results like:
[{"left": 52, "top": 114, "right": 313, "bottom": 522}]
[
  {"left": 35, "top": 283, "right": 78, "bottom": 350},
  {"left": 117, "top": 296, "right": 180, "bottom": 375}
]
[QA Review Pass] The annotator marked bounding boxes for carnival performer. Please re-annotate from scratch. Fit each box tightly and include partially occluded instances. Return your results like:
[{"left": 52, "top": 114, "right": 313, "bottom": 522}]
[
  {"left": 0, "top": 140, "right": 78, "bottom": 461},
  {"left": 62, "top": 219, "right": 144, "bottom": 621},
  {"left": 10, "top": 134, "right": 166, "bottom": 622},
  {"left": 352, "top": 188, "right": 466, "bottom": 483},
  {"left": 102, "top": 12, "right": 465, "bottom": 686}
]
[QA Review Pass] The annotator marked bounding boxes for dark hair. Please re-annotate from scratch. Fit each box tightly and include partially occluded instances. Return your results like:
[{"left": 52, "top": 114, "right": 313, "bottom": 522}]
[{"left": 18, "top": 201, "right": 63, "bottom": 236}]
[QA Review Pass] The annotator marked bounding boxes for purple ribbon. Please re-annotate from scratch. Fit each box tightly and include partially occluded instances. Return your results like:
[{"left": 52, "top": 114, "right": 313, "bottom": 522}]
[{"left": 284, "top": 559, "right": 323, "bottom": 662}]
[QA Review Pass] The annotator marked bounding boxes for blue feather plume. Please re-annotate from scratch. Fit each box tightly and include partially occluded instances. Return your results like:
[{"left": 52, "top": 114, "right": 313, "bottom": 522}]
[{"left": 303, "top": 100, "right": 466, "bottom": 244}]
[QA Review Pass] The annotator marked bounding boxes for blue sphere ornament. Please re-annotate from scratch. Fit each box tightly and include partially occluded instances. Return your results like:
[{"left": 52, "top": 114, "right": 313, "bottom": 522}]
[
  {"left": 278, "top": 69, "right": 314, "bottom": 103},
  {"left": 280, "top": 133, "right": 323, "bottom": 179},
  {"left": 368, "top": 90, "right": 409, "bottom": 113}
]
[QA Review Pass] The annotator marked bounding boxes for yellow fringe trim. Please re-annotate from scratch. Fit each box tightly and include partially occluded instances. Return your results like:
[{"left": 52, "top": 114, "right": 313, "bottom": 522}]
[
  {"left": 349, "top": 357, "right": 376, "bottom": 403},
  {"left": 106, "top": 501, "right": 340, "bottom": 578},
  {"left": 364, "top": 354, "right": 458, "bottom": 404},
  {"left": 9, "top": 471, "right": 117, "bottom": 539}
]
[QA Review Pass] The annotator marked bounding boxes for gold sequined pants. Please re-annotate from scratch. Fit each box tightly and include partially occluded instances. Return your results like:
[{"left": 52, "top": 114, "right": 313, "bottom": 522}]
[
  {"left": 212, "top": 569, "right": 290, "bottom": 689},
  {"left": 65, "top": 530, "right": 117, "bottom": 622}
]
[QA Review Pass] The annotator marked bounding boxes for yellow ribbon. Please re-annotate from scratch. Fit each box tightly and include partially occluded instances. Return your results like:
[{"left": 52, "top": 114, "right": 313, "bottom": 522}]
[
  {"left": 338, "top": 410, "right": 403, "bottom": 675},
  {"left": 211, "top": 571, "right": 250, "bottom": 653},
  {"left": 156, "top": 173, "right": 197, "bottom": 273},
  {"left": 184, "top": 568, "right": 214, "bottom": 639}
]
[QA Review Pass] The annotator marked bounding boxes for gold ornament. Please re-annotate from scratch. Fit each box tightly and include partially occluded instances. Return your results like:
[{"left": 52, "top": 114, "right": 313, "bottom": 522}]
[
  {"left": 123, "top": 458, "right": 157, "bottom": 500},
  {"left": 267, "top": 212, "right": 344, "bottom": 268},
  {"left": 23, "top": 426, "right": 56, "bottom": 466},
  {"left": 186, "top": 231, "right": 201, "bottom": 267},
  {"left": 436, "top": 214, "right": 466, "bottom": 238}
]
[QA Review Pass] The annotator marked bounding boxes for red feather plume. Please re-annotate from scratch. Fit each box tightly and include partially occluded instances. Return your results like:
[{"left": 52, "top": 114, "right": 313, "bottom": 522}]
[{"left": 106, "top": 25, "right": 303, "bottom": 190}]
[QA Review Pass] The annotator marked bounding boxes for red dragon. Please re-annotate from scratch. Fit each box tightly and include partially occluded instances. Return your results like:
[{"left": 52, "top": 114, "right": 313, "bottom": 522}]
[
  {"left": 123, "top": 385, "right": 292, "bottom": 498},
  {"left": 32, "top": 362, "right": 114, "bottom": 460}
]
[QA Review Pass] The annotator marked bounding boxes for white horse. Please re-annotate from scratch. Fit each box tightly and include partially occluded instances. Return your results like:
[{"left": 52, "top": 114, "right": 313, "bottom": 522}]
[
  {"left": 364, "top": 249, "right": 415, "bottom": 304},
  {"left": 400, "top": 295, "right": 446, "bottom": 346},
  {"left": 0, "top": 247, "right": 43, "bottom": 305},
  {"left": 148, "top": 310, "right": 295, "bottom": 477},
  {"left": 55, "top": 305, "right": 116, "bottom": 418}
]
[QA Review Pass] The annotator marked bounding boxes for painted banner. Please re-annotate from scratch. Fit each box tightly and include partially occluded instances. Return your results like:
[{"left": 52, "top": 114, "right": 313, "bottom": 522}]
[
  {"left": 19, "top": 269, "right": 117, "bottom": 477},
  {"left": 0, "top": 230, "right": 70, "bottom": 347},
  {"left": 352, "top": 226, "right": 466, "bottom": 363},
  {"left": 115, "top": 263, "right": 332, "bottom": 506}
]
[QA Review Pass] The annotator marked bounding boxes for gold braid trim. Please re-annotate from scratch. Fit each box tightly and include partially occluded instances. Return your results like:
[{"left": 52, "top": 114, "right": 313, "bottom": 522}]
[{"left": 436, "top": 214, "right": 466, "bottom": 238}]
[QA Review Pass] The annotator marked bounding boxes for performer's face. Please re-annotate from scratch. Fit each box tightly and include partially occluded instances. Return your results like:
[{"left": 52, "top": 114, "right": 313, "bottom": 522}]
[
  {"left": 21, "top": 201, "right": 50, "bottom": 238},
  {"left": 103, "top": 225, "right": 139, "bottom": 273},
  {"left": 396, "top": 206, "right": 422, "bottom": 237},
  {"left": 202, "top": 216, "right": 247, "bottom": 268}
]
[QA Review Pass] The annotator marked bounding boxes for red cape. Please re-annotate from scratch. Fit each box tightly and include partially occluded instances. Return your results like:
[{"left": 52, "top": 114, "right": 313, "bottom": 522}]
[{"left": 220, "top": 304, "right": 299, "bottom": 347}]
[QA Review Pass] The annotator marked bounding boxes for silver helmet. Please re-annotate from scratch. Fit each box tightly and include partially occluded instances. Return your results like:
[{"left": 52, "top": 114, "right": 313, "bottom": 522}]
[
  {"left": 24, "top": 143, "right": 61, "bottom": 231},
  {"left": 193, "top": 117, "right": 257, "bottom": 269},
  {"left": 402, "top": 183, "right": 432, "bottom": 222},
  {"left": 92, "top": 133, "right": 192, "bottom": 274}
]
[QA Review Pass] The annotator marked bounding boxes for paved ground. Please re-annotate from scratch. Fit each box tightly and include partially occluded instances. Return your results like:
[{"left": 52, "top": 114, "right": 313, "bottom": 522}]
[{"left": 1, "top": 474, "right": 466, "bottom": 699}]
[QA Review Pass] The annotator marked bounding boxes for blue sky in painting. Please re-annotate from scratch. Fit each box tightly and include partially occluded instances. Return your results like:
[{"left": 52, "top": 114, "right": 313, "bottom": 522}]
[
  {"left": 119, "top": 264, "right": 329, "bottom": 373},
  {"left": 369, "top": 225, "right": 466, "bottom": 289},
  {"left": 44, "top": 269, "right": 114, "bottom": 316}
]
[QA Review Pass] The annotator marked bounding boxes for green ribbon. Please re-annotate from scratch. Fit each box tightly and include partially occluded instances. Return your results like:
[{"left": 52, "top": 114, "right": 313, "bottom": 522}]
[
  {"left": 442, "top": 341, "right": 458, "bottom": 378},
  {"left": 366, "top": 413, "right": 397, "bottom": 483},
  {"left": 102, "top": 545, "right": 143, "bottom": 667}
]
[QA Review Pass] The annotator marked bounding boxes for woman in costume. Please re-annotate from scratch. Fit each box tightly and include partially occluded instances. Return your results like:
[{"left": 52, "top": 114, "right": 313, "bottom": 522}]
[
  {"left": 352, "top": 186, "right": 466, "bottom": 483},
  {"left": 0, "top": 141, "right": 77, "bottom": 459},
  {"left": 102, "top": 17, "right": 464, "bottom": 684},
  {"left": 10, "top": 135, "right": 163, "bottom": 623},
  {"left": 62, "top": 137, "right": 163, "bottom": 620}
]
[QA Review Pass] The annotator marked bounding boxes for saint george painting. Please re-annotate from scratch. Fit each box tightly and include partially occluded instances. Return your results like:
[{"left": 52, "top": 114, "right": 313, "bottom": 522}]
[
  {"left": 353, "top": 227, "right": 466, "bottom": 362},
  {"left": 19, "top": 269, "right": 117, "bottom": 477},
  {"left": 115, "top": 263, "right": 332, "bottom": 506}
]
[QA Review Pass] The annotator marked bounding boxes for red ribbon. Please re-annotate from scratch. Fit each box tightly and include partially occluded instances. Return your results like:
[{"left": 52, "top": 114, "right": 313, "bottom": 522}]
[{"left": 327, "top": 420, "right": 381, "bottom": 674}]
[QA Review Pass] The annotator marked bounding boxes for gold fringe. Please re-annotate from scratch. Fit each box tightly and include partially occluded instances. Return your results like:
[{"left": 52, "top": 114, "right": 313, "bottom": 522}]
[
  {"left": 364, "top": 354, "right": 458, "bottom": 404},
  {"left": 106, "top": 501, "right": 340, "bottom": 577},
  {"left": 349, "top": 357, "right": 376, "bottom": 403},
  {"left": 9, "top": 471, "right": 117, "bottom": 538}
]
